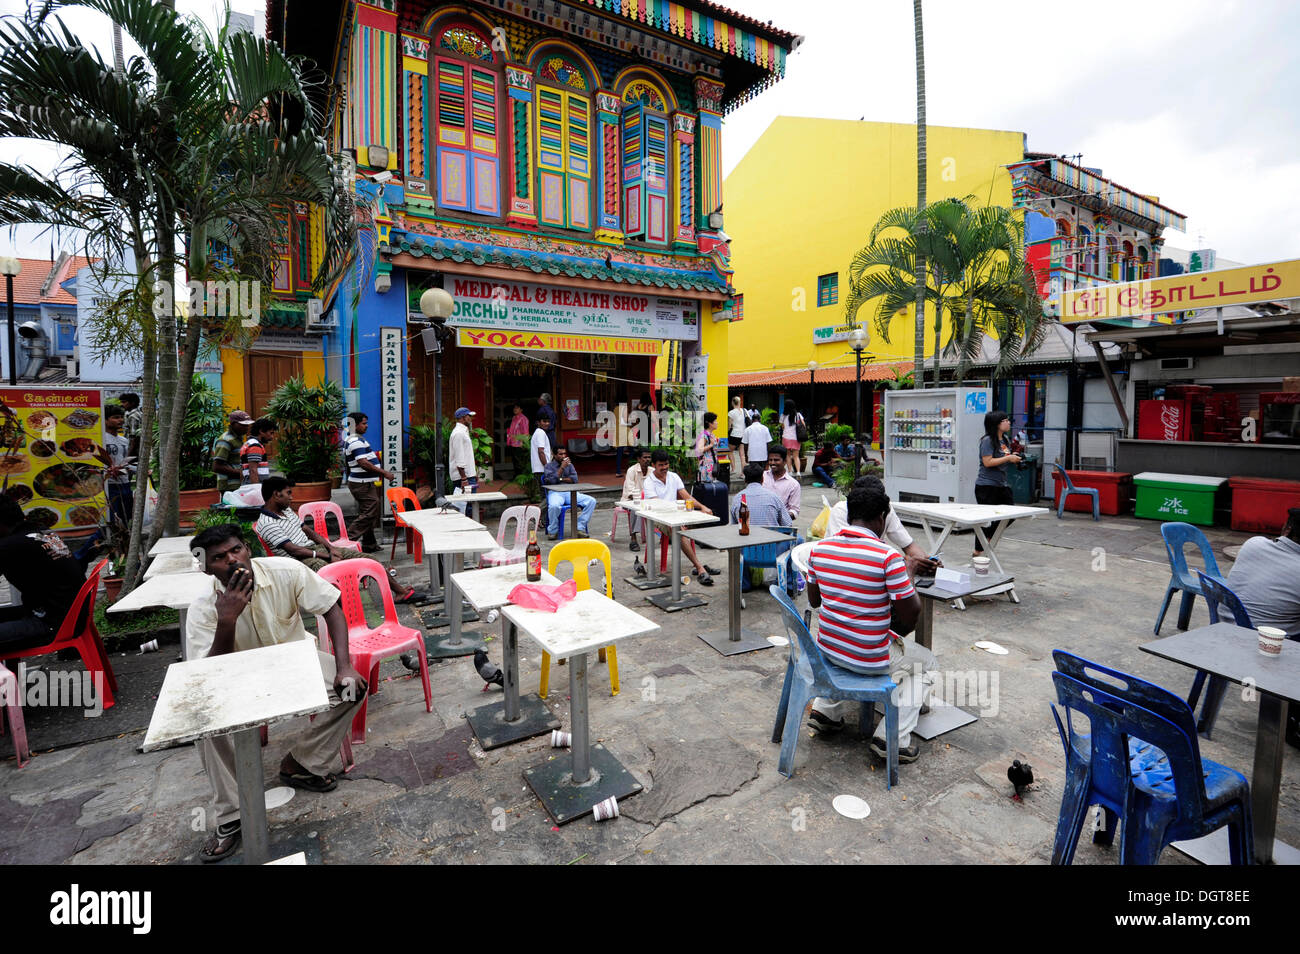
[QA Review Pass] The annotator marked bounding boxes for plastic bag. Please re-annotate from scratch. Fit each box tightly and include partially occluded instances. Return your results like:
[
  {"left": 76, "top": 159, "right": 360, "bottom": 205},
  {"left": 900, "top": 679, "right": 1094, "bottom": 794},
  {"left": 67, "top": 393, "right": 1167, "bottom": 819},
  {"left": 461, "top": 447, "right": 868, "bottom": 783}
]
[
  {"left": 808, "top": 495, "right": 832, "bottom": 539},
  {"left": 223, "top": 485, "right": 264, "bottom": 508},
  {"left": 506, "top": 578, "right": 577, "bottom": 612},
  {"left": 141, "top": 480, "right": 159, "bottom": 527}
]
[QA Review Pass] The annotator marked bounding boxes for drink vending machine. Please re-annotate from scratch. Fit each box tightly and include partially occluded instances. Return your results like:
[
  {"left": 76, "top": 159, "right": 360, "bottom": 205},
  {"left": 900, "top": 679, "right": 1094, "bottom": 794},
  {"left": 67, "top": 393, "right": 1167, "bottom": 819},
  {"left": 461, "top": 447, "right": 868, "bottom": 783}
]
[{"left": 883, "top": 387, "right": 992, "bottom": 503}]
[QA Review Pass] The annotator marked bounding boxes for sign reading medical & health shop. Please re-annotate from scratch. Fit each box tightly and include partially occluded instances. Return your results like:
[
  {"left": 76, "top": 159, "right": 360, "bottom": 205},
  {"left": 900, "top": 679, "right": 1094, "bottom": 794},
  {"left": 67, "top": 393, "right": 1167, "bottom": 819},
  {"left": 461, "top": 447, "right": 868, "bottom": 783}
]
[
  {"left": 1060, "top": 259, "right": 1300, "bottom": 323},
  {"left": 437, "top": 278, "right": 699, "bottom": 341}
]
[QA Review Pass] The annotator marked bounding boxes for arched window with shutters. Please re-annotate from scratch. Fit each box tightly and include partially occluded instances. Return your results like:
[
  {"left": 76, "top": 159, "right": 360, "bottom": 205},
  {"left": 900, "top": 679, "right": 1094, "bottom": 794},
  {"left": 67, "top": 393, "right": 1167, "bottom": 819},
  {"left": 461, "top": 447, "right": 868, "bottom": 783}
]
[
  {"left": 1056, "top": 219, "right": 1074, "bottom": 272},
  {"left": 1137, "top": 245, "right": 1150, "bottom": 279},
  {"left": 618, "top": 75, "right": 674, "bottom": 245},
  {"left": 430, "top": 21, "right": 503, "bottom": 216},
  {"left": 1079, "top": 226, "right": 1095, "bottom": 276},
  {"left": 531, "top": 48, "right": 595, "bottom": 232},
  {"left": 1105, "top": 235, "right": 1120, "bottom": 281},
  {"left": 1122, "top": 241, "right": 1135, "bottom": 281}
]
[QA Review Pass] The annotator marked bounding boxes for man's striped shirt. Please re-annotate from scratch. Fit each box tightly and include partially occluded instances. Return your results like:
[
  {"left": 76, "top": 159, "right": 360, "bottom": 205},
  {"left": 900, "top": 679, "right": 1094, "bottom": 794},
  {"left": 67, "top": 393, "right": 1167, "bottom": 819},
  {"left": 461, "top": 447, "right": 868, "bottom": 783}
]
[
  {"left": 344, "top": 434, "right": 378, "bottom": 482},
  {"left": 805, "top": 526, "right": 915, "bottom": 673},
  {"left": 254, "top": 507, "right": 313, "bottom": 558}
]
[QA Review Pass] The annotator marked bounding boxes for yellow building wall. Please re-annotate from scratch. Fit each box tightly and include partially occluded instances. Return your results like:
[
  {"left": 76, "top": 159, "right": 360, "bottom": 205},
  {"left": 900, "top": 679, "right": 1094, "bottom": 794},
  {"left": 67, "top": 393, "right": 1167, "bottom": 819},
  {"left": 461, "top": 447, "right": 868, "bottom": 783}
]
[
  {"left": 302, "top": 352, "right": 326, "bottom": 386},
  {"left": 697, "top": 309, "right": 730, "bottom": 422},
  {"left": 219, "top": 347, "right": 245, "bottom": 409},
  {"left": 724, "top": 117, "right": 1026, "bottom": 381}
]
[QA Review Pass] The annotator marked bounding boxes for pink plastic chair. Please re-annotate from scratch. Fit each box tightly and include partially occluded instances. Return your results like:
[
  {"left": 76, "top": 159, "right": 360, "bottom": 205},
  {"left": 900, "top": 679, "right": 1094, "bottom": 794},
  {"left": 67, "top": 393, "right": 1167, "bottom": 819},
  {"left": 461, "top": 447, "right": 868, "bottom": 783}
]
[
  {"left": 479, "top": 505, "right": 541, "bottom": 568},
  {"left": 298, "top": 501, "right": 362, "bottom": 552},
  {"left": 0, "top": 663, "right": 30, "bottom": 768},
  {"left": 315, "top": 559, "right": 431, "bottom": 745}
]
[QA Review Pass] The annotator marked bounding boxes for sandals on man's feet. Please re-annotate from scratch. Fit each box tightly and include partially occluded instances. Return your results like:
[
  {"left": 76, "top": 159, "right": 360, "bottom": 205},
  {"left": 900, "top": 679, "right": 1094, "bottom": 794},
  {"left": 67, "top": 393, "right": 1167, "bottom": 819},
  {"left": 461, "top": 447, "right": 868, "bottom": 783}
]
[
  {"left": 279, "top": 768, "right": 338, "bottom": 793},
  {"left": 200, "top": 823, "right": 241, "bottom": 863}
]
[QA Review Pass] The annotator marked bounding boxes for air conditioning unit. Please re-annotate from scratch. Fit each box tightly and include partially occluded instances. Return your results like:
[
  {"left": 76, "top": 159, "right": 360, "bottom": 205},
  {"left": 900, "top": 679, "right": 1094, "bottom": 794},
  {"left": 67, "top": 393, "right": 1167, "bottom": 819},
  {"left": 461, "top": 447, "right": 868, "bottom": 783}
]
[
  {"left": 1159, "top": 357, "right": 1194, "bottom": 371},
  {"left": 66, "top": 357, "right": 78, "bottom": 378},
  {"left": 304, "top": 299, "right": 338, "bottom": 335}
]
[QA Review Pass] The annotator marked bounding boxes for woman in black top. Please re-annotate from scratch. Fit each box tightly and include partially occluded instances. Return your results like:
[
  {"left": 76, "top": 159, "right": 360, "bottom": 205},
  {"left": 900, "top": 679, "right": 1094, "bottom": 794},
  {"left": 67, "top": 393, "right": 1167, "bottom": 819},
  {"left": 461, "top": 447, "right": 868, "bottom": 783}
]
[{"left": 973, "top": 411, "right": 1022, "bottom": 555}]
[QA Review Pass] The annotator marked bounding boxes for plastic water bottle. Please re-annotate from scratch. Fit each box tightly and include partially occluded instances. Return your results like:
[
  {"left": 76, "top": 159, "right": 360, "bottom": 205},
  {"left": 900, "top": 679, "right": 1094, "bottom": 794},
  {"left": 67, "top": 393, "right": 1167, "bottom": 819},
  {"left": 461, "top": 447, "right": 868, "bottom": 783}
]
[{"left": 484, "top": 609, "right": 500, "bottom": 625}]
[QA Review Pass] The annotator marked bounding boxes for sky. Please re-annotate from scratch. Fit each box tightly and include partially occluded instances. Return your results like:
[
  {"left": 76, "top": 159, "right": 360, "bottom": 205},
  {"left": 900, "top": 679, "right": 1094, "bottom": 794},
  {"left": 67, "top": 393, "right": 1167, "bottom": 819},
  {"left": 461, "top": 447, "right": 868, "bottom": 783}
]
[{"left": 3, "top": 0, "right": 1298, "bottom": 264}]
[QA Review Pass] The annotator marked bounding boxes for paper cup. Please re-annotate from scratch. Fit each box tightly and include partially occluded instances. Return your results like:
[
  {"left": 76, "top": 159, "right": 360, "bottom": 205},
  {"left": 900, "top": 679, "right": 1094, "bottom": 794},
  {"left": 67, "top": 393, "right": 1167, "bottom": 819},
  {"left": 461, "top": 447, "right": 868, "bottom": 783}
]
[
  {"left": 592, "top": 796, "right": 619, "bottom": 822},
  {"left": 1258, "top": 626, "right": 1286, "bottom": 658},
  {"left": 972, "top": 557, "right": 990, "bottom": 576},
  {"left": 550, "top": 730, "right": 571, "bottom": 748}
]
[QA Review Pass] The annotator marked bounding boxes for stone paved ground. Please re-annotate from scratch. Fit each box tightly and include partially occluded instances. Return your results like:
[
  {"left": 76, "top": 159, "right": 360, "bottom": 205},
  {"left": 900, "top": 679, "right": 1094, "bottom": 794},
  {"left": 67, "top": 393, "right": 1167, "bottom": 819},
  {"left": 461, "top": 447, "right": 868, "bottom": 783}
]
[{"left": 2, "top": 487, "right": 1292, "bottom": 865}]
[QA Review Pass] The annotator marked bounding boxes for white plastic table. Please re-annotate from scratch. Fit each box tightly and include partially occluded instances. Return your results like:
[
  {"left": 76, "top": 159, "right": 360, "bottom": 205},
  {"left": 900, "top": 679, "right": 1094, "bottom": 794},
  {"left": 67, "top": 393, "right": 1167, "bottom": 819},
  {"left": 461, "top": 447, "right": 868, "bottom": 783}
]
[
  {"left": 683, "top": 524, "right": 791, "bottom": 655},
  {"left": 507, "top": 590, "right": 658, "bottom": 824},
  {"left": 448, "top": 489, "right": 508, "bottom": 523},
  {"left": 143, "top": 638, "right": 329, "bottom": 865},
  {"left": 148, "top": 535, "right": 195, "bottom": 558},
  {"left": 419, "top": 529, "right": 499, "bottom": 658},
  {"left": 890, "top": 501, "right": 1048, "bottom": 607},
  {"left": 107, "top": 572, "right": 213, "bottom": 659},
  {"left": 399, "top": 509, "right": 486, "bottom": 593},
  {"left": 627, "top": 504, "right": 718, "bottom": 612},
  {"left": 144, "top": 550, "right": 201, "bottom": 579},
  {"left": 456, "top": 564, "right": 562, "bottom": 749}
]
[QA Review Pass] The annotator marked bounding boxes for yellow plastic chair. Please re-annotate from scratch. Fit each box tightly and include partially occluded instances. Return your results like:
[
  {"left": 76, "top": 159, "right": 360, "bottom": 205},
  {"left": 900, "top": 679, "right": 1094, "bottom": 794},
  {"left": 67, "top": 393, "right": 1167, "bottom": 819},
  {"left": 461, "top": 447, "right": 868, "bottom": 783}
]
[{"left": 539, "top": 540, "right": 620, "bottom": 698}]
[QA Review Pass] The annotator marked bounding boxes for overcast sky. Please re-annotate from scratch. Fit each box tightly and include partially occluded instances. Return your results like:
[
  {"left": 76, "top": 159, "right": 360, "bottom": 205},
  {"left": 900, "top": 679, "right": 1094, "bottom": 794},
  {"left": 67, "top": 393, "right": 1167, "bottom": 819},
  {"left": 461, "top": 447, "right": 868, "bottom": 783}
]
[{"left": 3, "top": 0, "right": 1297, "bottom": 264}]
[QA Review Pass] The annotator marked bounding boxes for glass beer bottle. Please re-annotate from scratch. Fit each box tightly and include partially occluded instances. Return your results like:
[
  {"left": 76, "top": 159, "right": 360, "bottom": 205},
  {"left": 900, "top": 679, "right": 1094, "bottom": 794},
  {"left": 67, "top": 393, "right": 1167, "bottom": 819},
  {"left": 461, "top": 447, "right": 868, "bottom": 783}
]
[
  {"left": 738, "top": 494, "right": 750, "bottom": 535},
  {"left": 526, "top": 529, "right": 542, "bottom": 582}
]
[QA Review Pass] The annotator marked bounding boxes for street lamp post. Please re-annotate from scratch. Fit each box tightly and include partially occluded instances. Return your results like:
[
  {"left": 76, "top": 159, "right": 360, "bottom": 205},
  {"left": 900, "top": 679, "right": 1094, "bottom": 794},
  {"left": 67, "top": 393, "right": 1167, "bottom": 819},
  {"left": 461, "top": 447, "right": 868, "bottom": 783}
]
[
  {"left": 807, "top": 360, "right": 817, "bottom": 442},
  {"left": 850, "top": 328, "right": 868, "bottom": 477},
  {"left": 0, "top": 258, "right": 21, "bottom": 386},
  {"left": 419, "top": 286, "right": 455, "bottom": 498}
]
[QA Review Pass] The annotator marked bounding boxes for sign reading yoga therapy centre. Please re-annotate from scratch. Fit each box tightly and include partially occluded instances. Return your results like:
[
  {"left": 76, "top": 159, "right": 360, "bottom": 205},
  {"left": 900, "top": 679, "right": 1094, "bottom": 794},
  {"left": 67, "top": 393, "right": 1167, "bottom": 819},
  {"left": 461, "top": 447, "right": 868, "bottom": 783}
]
[{"left": 443, "top": 278, "right": 700, "bottom": 341}]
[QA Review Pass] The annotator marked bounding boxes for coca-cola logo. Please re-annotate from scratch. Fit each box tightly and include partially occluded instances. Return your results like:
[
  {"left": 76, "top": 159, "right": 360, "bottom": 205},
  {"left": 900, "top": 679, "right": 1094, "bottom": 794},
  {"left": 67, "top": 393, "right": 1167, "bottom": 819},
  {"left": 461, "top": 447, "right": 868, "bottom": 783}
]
[{"left": 1160, "top": 403, "right": 1181, "bottom": 441}]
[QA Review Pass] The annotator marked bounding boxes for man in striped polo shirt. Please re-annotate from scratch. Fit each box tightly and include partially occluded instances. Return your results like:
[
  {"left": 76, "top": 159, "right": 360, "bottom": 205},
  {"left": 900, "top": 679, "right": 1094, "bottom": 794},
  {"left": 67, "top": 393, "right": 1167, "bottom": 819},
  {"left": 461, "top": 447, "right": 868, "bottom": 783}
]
[
  {"left": 805, "top": 485, "right": 934, "bottom": 763},
  {"left": 345, "top": 412, "right": 395, "bottom": 553}
]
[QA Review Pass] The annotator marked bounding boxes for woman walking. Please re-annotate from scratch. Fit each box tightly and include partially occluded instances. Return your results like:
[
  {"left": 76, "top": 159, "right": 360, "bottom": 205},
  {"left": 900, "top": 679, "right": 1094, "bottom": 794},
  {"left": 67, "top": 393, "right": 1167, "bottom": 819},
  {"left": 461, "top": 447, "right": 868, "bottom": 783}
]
[
  {"left": 727, "top": 395, "right": 747, "bottom": 470},
  {"left": 973, "top": 411, "right": 1022, "bottom": 556},
  {"left": 781, "top": 400, "right": 806, "bottom": 476}
]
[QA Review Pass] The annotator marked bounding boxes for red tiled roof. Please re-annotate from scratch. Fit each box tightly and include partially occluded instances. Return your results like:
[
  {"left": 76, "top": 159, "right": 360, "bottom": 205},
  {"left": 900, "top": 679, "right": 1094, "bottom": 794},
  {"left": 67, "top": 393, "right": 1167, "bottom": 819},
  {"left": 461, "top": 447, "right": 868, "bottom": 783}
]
[
  {"left": 4, "top": 255, "right": 97, "bottom": 306},
  {"left": 729, "top": 361, "right": 913, "bottom": 388}
]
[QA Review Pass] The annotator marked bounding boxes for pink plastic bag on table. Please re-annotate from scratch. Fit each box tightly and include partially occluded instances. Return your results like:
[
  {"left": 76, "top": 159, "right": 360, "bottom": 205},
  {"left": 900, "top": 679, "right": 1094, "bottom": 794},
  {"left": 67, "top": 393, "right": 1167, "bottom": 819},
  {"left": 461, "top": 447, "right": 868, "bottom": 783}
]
[{"left": 506, "top": 579, "right": 577, "bottom": 612}]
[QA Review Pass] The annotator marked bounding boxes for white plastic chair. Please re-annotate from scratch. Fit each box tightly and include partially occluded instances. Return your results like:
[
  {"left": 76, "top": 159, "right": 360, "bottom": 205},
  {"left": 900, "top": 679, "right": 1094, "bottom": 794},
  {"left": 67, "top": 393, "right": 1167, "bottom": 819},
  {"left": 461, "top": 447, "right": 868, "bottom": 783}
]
[{"left": 479, "top": 505, "right": 541, "bottom": 568}]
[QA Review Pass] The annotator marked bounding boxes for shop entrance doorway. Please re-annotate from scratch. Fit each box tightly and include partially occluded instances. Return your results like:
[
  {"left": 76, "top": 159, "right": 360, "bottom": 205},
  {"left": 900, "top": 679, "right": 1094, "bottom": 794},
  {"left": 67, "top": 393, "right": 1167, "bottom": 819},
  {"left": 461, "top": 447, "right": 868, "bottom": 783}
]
[{"left": 489, "top": 368, "right": 553, "bottom": 478}]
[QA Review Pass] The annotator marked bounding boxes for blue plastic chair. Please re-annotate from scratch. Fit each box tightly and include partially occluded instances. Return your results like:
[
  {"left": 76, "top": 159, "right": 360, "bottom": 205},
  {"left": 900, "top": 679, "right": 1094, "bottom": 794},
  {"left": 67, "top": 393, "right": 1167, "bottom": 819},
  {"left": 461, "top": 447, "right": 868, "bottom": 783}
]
[
  {"left": 768, "top": 585, "right": 900, "bottom": 787},
  {"left": 1187, "top": 571, "right": 1255, "bottom": 739},
  {"left": 1154, "top": 522, "right": 1222, "bottom": 635},
  {"left": 739, "top": 526, "right": 800, "bottom": 593},
  {"left": 1052, "top": 463, "right": 1100, "bottom": 521},
  {"left": 1049, "top": 659, "right": 1253, "bottom": 866}
]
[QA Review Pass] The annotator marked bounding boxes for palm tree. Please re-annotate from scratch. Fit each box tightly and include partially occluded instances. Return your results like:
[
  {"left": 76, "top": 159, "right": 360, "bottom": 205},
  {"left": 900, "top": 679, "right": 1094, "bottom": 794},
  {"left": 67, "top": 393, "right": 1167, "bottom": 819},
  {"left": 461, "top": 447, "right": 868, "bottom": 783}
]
[
  {"left": 844, "top": 198, "right": 1046, "bottom": 383},
  {"left": 0, "top": 0, "right": 360, "bottom": 586},
  {"left": 912, "top": 0, "right": 927, "bottom": 386}
]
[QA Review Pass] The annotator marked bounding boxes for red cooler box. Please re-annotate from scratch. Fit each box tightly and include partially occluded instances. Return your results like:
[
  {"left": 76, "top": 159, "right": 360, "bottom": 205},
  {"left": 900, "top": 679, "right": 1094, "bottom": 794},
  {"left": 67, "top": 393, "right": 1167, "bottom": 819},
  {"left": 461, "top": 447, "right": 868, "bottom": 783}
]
[
  {"left": 1053, "top": 470, "right": 1133, "bottom": 515},
  {"left": 1228, "top": 477, "right": 1300, "bottom": 534}
]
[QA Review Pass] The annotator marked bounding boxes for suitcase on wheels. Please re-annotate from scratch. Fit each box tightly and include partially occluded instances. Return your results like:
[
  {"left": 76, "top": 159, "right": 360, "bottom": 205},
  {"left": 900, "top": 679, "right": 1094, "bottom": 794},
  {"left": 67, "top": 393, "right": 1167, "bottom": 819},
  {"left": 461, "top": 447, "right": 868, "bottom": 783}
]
[{"left": 691, "top": 478, "right": 729, "bottom": 526}]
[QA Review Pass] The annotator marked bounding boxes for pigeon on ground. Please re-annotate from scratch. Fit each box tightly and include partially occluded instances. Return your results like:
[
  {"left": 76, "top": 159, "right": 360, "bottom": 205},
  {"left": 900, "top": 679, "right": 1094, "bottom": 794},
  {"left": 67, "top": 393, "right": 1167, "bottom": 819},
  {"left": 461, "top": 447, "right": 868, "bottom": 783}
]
[
  {"left": 474, "top": 649, "right": 504, "bottom": 690},
  {"left": 1007, "top": 759, "right": 1034, "bottom": 800}
]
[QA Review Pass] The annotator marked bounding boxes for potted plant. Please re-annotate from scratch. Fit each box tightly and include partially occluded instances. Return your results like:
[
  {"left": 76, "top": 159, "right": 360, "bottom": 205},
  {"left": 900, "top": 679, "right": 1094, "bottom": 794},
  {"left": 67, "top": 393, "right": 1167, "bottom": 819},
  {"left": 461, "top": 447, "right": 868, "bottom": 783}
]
[
  {"left": 405, "top": 421, "right": 439, "bottom": 487},
  {"left": 263, "top": 377, "right": 346, "bottom": 502},
  {"left": 174, "top": 374, "right": 228, "bottom": 523},
  {"left": 472, "top": 425, "right": 494, "bottom": 483}
]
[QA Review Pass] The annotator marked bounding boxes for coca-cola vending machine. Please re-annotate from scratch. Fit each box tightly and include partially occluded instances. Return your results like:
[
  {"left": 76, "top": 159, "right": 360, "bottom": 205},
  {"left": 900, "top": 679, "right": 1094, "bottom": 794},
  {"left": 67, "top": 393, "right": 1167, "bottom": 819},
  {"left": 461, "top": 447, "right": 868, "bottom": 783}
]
[{"left": 1138, "top": 399, "right": 1193, "bottom": 441}]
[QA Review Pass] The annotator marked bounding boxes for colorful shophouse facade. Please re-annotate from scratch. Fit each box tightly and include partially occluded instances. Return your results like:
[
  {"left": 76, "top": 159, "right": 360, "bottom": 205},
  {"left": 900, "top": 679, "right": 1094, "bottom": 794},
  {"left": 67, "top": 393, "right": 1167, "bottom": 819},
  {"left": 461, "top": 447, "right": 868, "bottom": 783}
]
[{"left": 266, "top": 0, "right": 799, "bottom": 480}]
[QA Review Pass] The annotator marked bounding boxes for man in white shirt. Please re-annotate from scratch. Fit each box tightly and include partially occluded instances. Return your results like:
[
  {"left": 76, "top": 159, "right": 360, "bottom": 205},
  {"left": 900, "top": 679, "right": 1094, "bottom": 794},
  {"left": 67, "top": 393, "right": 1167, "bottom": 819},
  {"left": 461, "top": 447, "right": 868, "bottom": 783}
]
[
  {"left": 185, "top": 524, "right": 367, "bottom": 862},
  {"left": 826, "top": 474, "right": 939, "bottom": 577},
  {"left": 727, "top": 396, "right": 748, "bottom": 469},
  {"left": 530, "top": 416, "right": 553, "bottom": 475},
  {"left": 448, "top": 407, "right": 478, "bottom": 514},
  {"left": 640, "top": 450, "right": 719, "bottom": 585},
  {"left": 742, "top": 415, "right": 769, "bottom": 468},
  {"left": 621, "top": 447, "right": 652, "bottom": 552}
]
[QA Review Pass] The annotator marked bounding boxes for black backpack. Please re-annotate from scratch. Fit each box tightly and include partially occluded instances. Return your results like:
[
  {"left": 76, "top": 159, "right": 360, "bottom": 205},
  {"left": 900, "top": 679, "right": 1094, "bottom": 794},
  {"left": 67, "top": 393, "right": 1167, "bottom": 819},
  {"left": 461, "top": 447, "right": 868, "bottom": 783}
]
[{"left": 794, "top": 413, "right": 808, "bottom": 443}]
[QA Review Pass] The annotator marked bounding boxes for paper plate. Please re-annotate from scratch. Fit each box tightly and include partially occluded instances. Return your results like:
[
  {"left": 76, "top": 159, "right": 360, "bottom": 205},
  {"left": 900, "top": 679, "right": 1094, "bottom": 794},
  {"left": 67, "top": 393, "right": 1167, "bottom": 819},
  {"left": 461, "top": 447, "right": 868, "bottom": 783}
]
[
  {"left": 264, "top": 786, "right": 296, "bottom": 810},
  {"left": 974, "top": 640, "right": 1009, "bottom": 655},
  {"left": 832, "top": 794, "right": 871, "bottom": 819},
  {"left": 767, "top": 635, "right": 789, "bottom": 646}
]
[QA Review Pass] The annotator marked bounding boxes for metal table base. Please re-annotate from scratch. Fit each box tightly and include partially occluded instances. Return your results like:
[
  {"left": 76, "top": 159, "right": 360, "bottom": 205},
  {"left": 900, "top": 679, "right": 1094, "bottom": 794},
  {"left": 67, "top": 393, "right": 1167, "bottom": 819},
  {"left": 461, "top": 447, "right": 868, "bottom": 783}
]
[
  {"left": 466, "top": 617, "right": 560, "bottom": 748},
  {"left": 423, "top": 552, "right": 485, "bottom": 658},
  {"left": 231, "top": 725, "right": 271, "bottom": 865},
  {"left": 645, "top": 526, "right": 707, "bottom": 613},
  {"left": 697, "top": 547, "right": 771, "bottom": 655}
]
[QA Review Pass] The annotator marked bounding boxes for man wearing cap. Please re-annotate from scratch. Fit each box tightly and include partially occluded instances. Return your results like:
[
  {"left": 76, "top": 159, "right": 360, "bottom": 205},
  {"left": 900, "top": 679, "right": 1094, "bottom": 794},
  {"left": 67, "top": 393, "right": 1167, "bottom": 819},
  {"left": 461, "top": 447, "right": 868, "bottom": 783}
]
[
  {"left": 449, "top": 407, "right": 478, "bottom": 514},
  {"left": 212, "top": 411, "right": 253, "bottom": 494}
]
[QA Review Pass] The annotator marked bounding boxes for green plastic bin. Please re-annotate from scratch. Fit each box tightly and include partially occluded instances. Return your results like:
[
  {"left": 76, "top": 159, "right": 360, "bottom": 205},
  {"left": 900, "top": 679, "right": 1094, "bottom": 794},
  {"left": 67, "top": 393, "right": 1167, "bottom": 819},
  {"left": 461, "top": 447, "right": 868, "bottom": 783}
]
[
  {"left": 1008, "top": 454, "right": 1039, "bottom": 505},
  {"left": 1133, "top": 472, "right": 1226, "bottom": 526}
]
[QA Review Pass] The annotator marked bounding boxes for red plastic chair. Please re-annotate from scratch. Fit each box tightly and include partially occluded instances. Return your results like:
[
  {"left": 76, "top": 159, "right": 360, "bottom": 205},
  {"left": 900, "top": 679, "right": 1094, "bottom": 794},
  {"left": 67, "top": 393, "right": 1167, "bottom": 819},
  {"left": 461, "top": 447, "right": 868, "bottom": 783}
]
[
  {"left": 0, "top": 663, "right": 30, "bottom": 767},
  {"left": 298, "top": 501, "right": 362, "bottom": 553},
  {"left": 316, "top": 559, "right": 431, "bottom": 745},
  {"left": 0, "top": 559, "right": 116, "bottom": 711},
  {"left": 386, "top": 487, "right": 423, "bottom": 565}
]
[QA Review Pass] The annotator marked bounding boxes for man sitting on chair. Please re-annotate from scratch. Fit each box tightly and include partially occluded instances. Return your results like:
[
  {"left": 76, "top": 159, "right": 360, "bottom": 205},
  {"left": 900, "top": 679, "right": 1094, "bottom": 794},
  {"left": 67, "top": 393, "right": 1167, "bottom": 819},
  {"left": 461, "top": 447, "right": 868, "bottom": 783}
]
[
  {"left": 254, "top": 477, "right": 361, "bottom": 571},
  {"left": 804, "top": 486, "right": 933, "bottom": 764},
  {"left": 621, "top": 447, "right": 653, "bottom": 552},
  {"left": 640, "top": 449, "right": 719, "bottom": 586},
  {"left": 543, "top": 446, "right": 596, "bottom": 539},
  {"left": 0, "top": 498, "right": 85, "bottom": 653},
  {"left": 185, "top": 524, "right": 368, "bottom": 862}
]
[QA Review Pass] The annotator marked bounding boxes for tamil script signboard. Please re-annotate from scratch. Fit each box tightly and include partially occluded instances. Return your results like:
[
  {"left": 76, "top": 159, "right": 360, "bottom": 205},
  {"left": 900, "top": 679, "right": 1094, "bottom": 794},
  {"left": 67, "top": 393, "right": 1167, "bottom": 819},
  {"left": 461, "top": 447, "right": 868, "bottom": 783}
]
[
  {"left": 1059, "top": 259, "right": 1300, "bottom": 323},
  {"left": 442, "top": 278, "right": 699, "bottom": 341}
]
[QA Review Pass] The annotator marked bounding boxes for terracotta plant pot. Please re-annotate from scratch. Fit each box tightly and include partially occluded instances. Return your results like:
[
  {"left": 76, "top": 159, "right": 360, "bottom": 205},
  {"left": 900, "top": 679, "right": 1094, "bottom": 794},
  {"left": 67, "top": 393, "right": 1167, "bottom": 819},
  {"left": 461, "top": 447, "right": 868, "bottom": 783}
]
[
  {"left": 330, "top": 475, "right": 342, "bottom": 489},
  {"left": 178, "top": 487, "right": 221, "bottom": 525},
  {"left": 292, "top": 480, "right": 333, "bottom": 503},
  {"left": 102, "top": 577, "right": 124, "bottom": 604}
]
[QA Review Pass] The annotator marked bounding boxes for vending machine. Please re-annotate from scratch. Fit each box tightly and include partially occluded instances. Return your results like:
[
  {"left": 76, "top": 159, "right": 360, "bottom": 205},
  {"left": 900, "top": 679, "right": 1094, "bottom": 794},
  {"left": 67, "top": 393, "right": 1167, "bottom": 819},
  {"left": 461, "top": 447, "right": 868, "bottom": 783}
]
[{"left": 883, "top": 387, "right": 992, "bottom": 504}]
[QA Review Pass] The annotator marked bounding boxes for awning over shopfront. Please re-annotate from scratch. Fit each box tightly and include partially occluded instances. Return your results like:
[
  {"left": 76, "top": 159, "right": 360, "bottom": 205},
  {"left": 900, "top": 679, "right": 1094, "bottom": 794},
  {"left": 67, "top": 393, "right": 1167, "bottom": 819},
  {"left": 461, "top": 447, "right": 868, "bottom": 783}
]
[{"left": 729, "top": 360, "right": 913, "bottom": 388}]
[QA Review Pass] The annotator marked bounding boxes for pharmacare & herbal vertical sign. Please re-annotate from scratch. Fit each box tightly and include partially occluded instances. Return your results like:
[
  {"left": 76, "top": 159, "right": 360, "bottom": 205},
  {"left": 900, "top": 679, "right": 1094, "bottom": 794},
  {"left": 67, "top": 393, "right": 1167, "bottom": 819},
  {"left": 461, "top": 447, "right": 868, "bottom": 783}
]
[{"left": 380, "top": 327, "right": 404, "bottom": 496}]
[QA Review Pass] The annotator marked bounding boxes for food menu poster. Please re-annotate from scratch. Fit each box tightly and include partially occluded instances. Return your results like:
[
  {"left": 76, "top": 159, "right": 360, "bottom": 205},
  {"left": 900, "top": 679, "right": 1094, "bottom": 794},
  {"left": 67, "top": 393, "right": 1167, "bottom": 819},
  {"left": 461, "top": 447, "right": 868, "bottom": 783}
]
[{"left": 0, "top": 388, "right": 106, "bottom": 532}]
